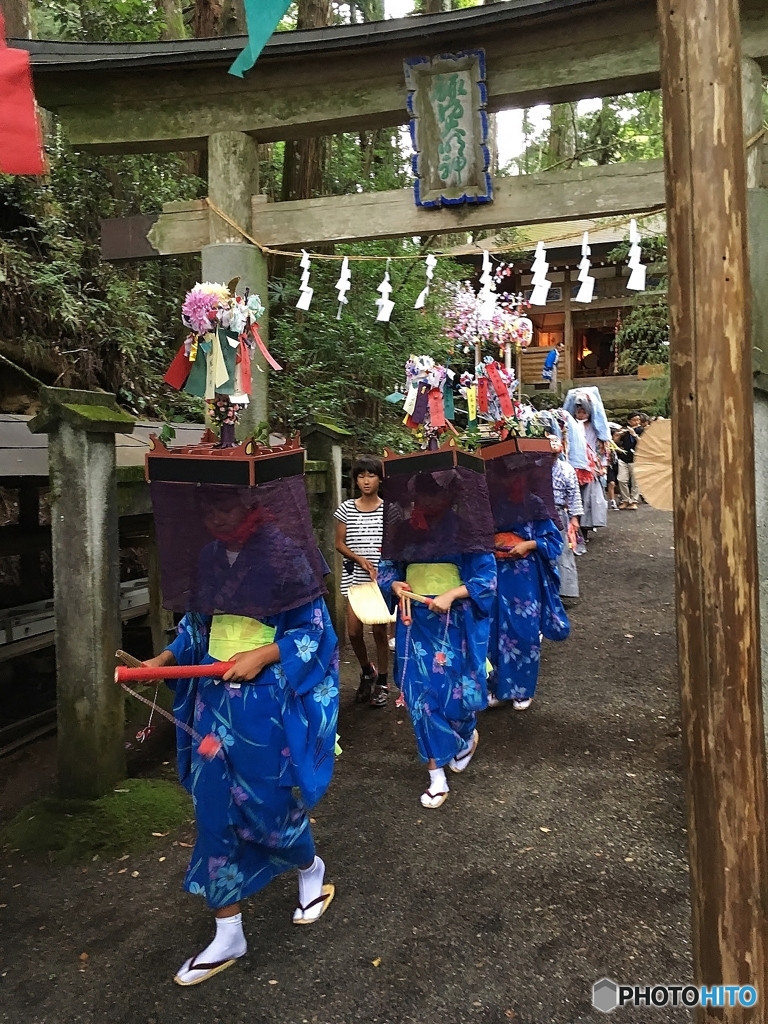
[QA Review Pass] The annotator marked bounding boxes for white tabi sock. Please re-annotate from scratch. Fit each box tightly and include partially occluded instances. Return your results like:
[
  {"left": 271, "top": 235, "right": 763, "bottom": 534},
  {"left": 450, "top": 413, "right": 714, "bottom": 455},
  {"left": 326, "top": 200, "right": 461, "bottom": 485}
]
[
  {"left": 175, "top": 912, "right": 247, "bottom": 984},
  {"left": 428, "top": 767, "right": 448, "bottom": 795},
  {"left": 298, "top": 856, "right": 325, "bottom": 908},
  {"left": 202, "top": 913, "right": 247, "bottom": 962}
]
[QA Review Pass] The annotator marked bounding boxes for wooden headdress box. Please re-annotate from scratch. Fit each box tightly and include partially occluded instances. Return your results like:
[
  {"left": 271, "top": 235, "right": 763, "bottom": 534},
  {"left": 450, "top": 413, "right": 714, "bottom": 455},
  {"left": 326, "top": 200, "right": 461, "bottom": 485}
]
[{"left": 145, "top": 431, "right": 305, "bottom": 486}]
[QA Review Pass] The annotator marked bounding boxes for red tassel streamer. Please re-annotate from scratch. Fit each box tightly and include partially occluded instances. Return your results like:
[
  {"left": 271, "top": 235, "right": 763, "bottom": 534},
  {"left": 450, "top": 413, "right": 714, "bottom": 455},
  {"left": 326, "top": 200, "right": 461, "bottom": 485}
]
[
  {"left": 236, "top": 336, "right": 252, "bottom": 395},
  {"left": 249, "top": 323, "right": 282, "bottom": 371}
]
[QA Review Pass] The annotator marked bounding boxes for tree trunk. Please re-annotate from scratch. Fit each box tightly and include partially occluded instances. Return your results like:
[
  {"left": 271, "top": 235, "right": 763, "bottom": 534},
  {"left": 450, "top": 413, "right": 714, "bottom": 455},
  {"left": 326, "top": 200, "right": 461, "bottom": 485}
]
[
  {"left": 280, "top": 0, "right": 332, "bottom": 203},
  {"left": 546, "top": 103, "right": 576, "bottom": 168},
  {"left": 194, "top": 0, "right": 245, "bottom": 37},
  {"left": 2, "top": 0, "right": 29, "bottom": 37},
  {"left": 160, "top": 0, "right": 186, "bottom": 39}
]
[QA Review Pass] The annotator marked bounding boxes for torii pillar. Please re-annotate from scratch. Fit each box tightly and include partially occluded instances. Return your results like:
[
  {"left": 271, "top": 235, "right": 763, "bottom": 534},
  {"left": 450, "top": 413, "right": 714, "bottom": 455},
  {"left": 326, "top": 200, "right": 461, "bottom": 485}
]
[
  {"left": 658, "top": 0, "right": 768, "bottom": 1011},
  {"left": 204, "top": 131, "right": 269, "bottom": 434},
  {"left": 744, "top": 55, "right": 768, "bottom": 755}
]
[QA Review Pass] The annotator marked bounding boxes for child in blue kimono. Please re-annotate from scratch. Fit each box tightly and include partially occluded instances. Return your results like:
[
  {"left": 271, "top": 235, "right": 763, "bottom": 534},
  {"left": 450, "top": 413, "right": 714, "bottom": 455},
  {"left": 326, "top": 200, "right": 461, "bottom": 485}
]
[
  {"left": 145, "top": 475, "right": 339, "bottom": 987},
  {"left": 484, "top": 449, "right": 570, "bottom": 711},
  {"left": 378, "top": 461, "right": 496, "bottom": 810}
]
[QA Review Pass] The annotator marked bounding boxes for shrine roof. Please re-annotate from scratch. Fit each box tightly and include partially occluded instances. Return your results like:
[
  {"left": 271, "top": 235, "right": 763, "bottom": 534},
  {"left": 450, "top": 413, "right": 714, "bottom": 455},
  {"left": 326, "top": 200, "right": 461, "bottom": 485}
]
[{"left": 13, "top": 0, "right": 623, "bottom": 72}]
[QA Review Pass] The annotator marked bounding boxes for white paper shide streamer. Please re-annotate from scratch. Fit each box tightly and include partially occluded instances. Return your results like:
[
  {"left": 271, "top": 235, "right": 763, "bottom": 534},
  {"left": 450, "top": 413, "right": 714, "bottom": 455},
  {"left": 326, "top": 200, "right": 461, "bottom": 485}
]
[
  {"left": 477, "top": 249, "right": 497, "bottom": 320},
  {"left": 376, "top": 262, "right": 395, "bottom": 322},
  {"left": 574, "top": 231, "right": 595, "bottom": 304},
  {"left": 529, "top": 241, "right": 551, "bottom": 306},
  {"left": 626, "top": 220, "right": 647, "bottom": 292},
  {"left": 414, "top": 254, "right": 438, "bottom": 310},
  {"left": 335, "top": 256, "right": 351, "bottom": 319},
  {"left": 296, "top": 249, "right": 314, "bottom": 311}
]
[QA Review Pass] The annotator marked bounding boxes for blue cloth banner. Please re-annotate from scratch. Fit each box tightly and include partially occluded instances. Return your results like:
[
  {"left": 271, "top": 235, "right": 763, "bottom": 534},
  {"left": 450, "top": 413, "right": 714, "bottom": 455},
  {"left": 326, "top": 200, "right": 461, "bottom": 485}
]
[{"left": 229, "top": 0, "right": 292, "bottom": 79}]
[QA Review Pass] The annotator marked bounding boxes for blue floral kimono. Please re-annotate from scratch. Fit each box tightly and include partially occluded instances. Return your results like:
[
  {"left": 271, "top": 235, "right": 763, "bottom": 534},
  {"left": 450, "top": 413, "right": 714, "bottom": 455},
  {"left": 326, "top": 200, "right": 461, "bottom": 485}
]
[
  {"left": 165, "top": 598, "right": 339, "bottom": 910},
  {"left": 488, "top": 520, "right": 570, "bottom": 702},
  {"left": 379, "top": 553, "right": 497, "bottom": 767}
]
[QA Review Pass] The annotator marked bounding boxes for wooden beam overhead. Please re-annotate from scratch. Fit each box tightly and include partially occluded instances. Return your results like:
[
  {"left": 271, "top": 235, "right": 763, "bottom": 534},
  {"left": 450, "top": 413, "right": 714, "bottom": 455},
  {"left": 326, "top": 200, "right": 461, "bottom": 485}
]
[
  {"left": 23, "top": 0, "right": 768, "bottom": 153},
  {"left": 123, "top": 160, "right": 665, "bottom": 259}
]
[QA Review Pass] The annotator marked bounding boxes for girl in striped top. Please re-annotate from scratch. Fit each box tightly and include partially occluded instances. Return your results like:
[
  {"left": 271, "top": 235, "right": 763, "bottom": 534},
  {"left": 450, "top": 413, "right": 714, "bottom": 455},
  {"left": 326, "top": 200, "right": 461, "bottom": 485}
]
[{"left": 334, "top": 456, "right": 389, "bottom": 706}]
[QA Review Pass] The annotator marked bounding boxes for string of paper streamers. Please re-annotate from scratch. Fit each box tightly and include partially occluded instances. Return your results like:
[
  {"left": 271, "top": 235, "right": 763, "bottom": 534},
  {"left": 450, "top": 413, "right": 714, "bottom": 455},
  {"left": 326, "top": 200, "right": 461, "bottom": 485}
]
[
  {"left": 414, "top": 254, "right": 438, "bottom": 309},
  {"left": 574, "top": 231, "right": 596, "bottom": 304},
  {"left": 335, "top": 256, "right": 351, "bottom": 319},
  {"left": 296, "top": 249, "right": 313, "bottom": 310},
  {"left": 477, "top": 249, "right": 497, "bottom": 320},
  {"left": 529, "top": 241, "right": 552, "bottom": 306},
  {"left": 376, "top": 260, "right": 395, "bottom": 322},
  {"left": 626, "top": 220, "right": 646, "bottom": 291}
]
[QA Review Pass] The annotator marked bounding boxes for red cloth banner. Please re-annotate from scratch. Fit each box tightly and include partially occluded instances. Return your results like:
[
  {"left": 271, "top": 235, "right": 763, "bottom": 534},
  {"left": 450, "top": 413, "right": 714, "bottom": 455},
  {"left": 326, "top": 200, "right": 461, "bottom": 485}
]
[
  {"left": 163, "top": 343, "right": 192, "bottom": 390},
  {"left": 0, "top": 17, "right": 45, "bottom": 175},
  {"left": 427, "top": 387, "right": 446, "bottom": 428},
  {"left": 249, "top": 323, "right": 282, "bottom": 371},
  {"left": 485, "top": 361, "right": 514, "bottom": 417},
  {"left": 236, "top": 336, "right": 252, "bottom": 395},
  {"left": 477, "top": 376, "right": 489, "bottom": 414}
]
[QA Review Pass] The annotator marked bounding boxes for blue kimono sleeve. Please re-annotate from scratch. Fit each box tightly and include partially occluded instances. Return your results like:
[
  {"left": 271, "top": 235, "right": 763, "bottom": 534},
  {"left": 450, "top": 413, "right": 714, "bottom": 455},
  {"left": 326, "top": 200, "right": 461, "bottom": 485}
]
[
  {"left": 533, "top": 518, "right": 564, "bottom": 564},
  {"left": 460, "top": 552, "right": 497, "bottom": 618},
  {"left": 377, "top": 559, "right": 406, "bottom": 611},
  {"left": 275, "top": 598, "right": 337, "bottom": 698},
  {"left": 165, "top": 614, "right": 211, "bottom": 686},
  {"left": 532, "top": 520, "right": 570, "bottom": 642},
  {"left": 273, "top": 598, "right": 339, "bottom": 808},
  {"left": 163, "top": 613, "right": 211, "bottom": 791}
]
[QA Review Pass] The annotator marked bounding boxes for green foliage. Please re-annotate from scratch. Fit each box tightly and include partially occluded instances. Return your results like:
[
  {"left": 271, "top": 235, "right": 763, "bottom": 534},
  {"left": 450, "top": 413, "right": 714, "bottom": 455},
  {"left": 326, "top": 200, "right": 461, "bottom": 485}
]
[
  {"left": 158, "top": 422, "right": 177, "bottom": 444},
  {"left": 31, "top": 0, "right": 166, "bottom": 41},
  {"left": 269, "top": 242, "right": 466, "bottom": 454},
  {"left": 525, "top": 391, "right": 560, "bottom": 411},
  {"left": 0, "top": 127, "right": 205, "bottom": 418},
  {"left": 0, "top": 779, "right": 191, "bottom": 866},
  {"left": 646, "top": 367, "right": 671, "bottom": 417},
  {"left": 607, "top": 234, "right": 667, "bottom": 265},
  {"left": 507, "top": 93, "right": 664, "bottom": 175},
  {"left": 615, "top": 303, "right": 670, "bottom": 375}
]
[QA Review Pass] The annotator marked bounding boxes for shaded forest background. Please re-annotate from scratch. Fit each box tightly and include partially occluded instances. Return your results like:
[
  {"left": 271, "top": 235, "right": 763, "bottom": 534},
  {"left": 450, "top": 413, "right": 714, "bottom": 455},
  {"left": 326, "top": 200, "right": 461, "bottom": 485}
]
[{"left": 0, "top": 0, "right": 673, "bottom": 452}]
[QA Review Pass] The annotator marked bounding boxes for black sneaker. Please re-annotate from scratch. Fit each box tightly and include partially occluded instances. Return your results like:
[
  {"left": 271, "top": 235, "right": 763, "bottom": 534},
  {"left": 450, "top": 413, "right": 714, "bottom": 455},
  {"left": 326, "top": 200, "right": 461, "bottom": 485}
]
[
  {"left": 355, "top": 664, "right": 376, "bottom": 703},
  {"left": 370, "top": 684, "right": 389, "bottom": 708}
]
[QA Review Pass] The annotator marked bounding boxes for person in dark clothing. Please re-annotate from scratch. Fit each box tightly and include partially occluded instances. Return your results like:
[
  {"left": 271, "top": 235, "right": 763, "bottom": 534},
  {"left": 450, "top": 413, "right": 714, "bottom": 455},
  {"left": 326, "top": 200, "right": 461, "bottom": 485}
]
[{"left": 617, "top": 413, "right": 642, "bottom": 509}]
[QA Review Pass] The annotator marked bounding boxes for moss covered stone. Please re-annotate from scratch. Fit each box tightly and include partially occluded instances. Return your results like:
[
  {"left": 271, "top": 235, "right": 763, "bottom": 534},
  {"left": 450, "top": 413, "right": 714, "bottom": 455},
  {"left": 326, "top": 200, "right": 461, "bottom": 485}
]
[{"left": 0, "top": 779, "right": 191, "bottom": 866}]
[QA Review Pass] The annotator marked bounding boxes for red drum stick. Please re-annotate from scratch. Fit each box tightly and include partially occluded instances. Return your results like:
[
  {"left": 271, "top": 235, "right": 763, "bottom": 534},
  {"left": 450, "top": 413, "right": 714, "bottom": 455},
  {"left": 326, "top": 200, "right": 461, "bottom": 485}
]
[{"left": 115, "top": 663, "right": 235, "bottom": 684}]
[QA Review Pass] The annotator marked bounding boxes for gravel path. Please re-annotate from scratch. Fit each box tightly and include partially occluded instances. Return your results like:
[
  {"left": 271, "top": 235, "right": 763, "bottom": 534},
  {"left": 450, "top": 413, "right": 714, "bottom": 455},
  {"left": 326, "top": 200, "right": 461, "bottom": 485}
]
[{"left": 0, "top": 506, "right": 693, "bottom": 1024}]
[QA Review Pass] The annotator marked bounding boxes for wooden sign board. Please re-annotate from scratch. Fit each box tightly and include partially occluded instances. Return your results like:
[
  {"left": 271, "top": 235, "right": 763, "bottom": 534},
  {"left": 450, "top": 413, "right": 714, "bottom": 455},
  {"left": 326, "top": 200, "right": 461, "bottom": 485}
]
[{"left": 404, "top": 48, "right": 492, "bottom": 209}]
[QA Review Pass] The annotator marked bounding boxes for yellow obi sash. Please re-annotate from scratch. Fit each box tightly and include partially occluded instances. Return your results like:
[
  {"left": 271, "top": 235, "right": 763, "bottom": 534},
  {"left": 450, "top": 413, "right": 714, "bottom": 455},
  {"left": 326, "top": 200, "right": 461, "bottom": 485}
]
[
  {"left": 406, "top": 562, "right": 462, "bottom": 597},
  {"left": 209, "top": 614, "right": 276, "bottom": 661}
]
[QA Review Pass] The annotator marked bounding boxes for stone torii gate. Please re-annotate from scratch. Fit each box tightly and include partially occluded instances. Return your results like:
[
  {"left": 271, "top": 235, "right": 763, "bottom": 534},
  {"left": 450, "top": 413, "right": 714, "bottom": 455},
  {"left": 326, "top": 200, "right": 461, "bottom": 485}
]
[{"left": 18, "top": 1, "right": 768, "bottom": 1010}]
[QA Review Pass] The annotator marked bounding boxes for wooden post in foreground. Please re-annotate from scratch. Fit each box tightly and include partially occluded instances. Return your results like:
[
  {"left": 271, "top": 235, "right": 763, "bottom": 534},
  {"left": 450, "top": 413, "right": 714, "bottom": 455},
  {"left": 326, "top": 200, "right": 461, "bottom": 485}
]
[
  {"left": 657, "top": 0, "right": 768, "bottom": 1014},
  {"left": 28, "top": 388, "right": 135, "bottom": 799}
]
